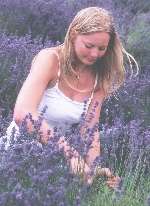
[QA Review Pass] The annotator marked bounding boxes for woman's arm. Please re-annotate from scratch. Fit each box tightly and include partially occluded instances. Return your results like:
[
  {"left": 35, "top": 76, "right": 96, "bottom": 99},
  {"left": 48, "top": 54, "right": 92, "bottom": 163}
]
[
  {"left": 82, "top": 90, "right": 105, "bottom": 167},
  {"left": 82, "top": 92, "right": 121, "bottom": 188},
  {"left": 13, "top": 48, "right": 59, "bottom": 141},
  {"left": 85, "top": 129, "right": 100, "bottom": 166}
]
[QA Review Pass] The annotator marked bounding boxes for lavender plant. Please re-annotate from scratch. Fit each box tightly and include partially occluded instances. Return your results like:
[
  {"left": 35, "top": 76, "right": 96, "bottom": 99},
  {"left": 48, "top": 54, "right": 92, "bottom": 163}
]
[
  {"left": 0, "top": 0, "right": 70, "bottom": 42},
  {"left": 100, "top": 69, "right": 150, "bottom": 127},
  {"left": 78, "top": 117, "right": 150, "bottom": 206},
  {"left": 0, "top": 0, "right": 114, "bottom": 43},
  {"left": 0, "top": 32, "right": 55, "bottom": 117},
  {"left": 126, "top": 12, "right": 150, "bottom": 66},
  {"left": 101, "top": 119, "right": 150, "bottom": 176},
  {"left": 0, "top": 99, "right": 149, "bottom": 205},
  {"left": 0, "top": 115, "right": 83, "bottom": 206}
]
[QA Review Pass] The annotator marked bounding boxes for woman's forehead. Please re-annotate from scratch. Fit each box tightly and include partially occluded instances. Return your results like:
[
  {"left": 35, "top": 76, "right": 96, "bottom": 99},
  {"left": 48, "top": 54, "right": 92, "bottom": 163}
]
[{"left": 79, "top": 32, "right": 110, "bottom": 45}]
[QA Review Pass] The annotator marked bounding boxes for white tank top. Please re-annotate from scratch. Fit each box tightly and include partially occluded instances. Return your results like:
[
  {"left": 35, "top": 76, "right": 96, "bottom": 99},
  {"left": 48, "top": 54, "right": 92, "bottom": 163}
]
[
  {"left": 37, "top": 50, "right": 98, "bottom": 134},
  {"left": 4, "top": 50, "right": 98, "bottom": 145}
]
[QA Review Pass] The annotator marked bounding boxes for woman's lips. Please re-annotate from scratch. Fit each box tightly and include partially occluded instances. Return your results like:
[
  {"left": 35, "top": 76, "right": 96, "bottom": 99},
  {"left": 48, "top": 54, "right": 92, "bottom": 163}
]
[{"left": 87, "top": 58, "right": 97, "bottom": 62}]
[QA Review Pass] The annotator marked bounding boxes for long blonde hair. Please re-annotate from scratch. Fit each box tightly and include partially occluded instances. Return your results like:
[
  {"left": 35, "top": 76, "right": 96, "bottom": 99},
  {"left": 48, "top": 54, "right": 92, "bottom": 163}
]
[{"left": 59, "top": 7, "right": 139, "bottom": 97}]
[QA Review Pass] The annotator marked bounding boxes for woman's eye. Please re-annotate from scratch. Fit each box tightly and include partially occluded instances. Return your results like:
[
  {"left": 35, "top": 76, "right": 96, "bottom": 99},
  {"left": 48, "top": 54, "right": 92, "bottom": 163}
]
[
  {"left": 99, "top": 47, "right": 107, "bottom": 51},
  {"left": 85, "top": 44, "right": 93, "bottom": 49}
]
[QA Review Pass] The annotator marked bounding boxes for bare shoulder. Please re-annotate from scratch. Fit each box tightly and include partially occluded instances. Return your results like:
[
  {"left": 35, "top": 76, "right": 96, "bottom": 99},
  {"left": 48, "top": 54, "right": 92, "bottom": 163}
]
[
  {"left": 16, "top": 47, "right": 60, "bottom": 103},
  {"left": 13, "top": 47, "right": 60, "bottom": 119},
  {"left": 30, "top": 47, "right": 60, "bottom": 80}
]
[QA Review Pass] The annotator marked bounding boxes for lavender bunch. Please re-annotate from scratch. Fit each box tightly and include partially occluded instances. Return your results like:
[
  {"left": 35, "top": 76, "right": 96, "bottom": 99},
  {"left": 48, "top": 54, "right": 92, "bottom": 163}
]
[
  {"left": 0, "top": 115, "right": 83, "bottom": 206},
  {"left": 101, "top": 69, "right": 150, "bottom": 126},
  {"left": 101, "top": 118, "right": 150, "bottom": 179}
]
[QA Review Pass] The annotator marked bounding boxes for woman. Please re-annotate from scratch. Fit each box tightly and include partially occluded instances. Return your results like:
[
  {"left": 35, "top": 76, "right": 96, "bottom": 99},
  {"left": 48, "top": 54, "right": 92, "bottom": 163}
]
[{"left": 5, "top": 7, "right": 138, "bottom": 187}]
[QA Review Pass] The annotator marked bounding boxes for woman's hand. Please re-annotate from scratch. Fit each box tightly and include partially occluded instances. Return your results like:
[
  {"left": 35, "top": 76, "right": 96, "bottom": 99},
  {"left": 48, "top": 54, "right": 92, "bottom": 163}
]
[
  {"left": 70, "top": 156, "right": 93, "bottom": 185},
  {"left": 106, "top": 175, "right": 121, "bottom": 189},
  {"left": 38, "top": 121, "right": 53, "bottom": 144},
  {"left": 94, "top": 166, "right": 121, "bottom": 189}
]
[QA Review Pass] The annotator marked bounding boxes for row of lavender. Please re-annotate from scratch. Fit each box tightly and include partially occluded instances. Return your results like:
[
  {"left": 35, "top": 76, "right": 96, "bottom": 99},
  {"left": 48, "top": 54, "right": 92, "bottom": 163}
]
[{"left": 0, "top": 0, "right": 150, "bottom": 205}]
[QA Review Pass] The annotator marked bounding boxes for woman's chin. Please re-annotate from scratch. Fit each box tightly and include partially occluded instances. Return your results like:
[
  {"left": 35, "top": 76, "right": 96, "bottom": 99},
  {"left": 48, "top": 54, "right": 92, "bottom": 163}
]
[{"left": 77, "top": 58, "right": 95, "bottom": 67}]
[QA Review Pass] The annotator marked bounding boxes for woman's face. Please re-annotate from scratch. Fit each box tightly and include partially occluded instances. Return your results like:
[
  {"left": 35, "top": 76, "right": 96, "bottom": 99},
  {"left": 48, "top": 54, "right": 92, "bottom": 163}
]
[{"left": 73, "top": 32, "right": 110, "bottom": 66}]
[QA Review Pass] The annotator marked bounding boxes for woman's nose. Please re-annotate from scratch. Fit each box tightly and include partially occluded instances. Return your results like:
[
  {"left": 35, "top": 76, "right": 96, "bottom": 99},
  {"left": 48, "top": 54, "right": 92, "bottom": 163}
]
[{"left": 90, "top": 48, "right": 99, "bottom": 58}]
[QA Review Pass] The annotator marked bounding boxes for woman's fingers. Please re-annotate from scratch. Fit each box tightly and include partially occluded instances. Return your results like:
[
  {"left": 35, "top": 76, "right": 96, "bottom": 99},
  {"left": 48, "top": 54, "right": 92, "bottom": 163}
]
[
  {"left": 102, "top": 168, "right": 113, "bottom": 177},
  {"left": 95, "top": 167, "right": 113, "bottom": 177},
  {"left": 106, "top": 176, "right": 121, "bottom": 189},
  {"left": 94, "top": 167, "right": 121, "bottom": 189},
  {"left": 70, "top": 162, "right": 121, "bottom": 188}
]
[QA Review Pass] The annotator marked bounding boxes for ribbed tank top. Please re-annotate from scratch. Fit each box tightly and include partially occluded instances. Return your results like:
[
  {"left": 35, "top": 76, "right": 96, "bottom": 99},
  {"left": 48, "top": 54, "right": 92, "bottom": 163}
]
[{"left": 37, "top": 50, "right": 98, "bottom": 134}]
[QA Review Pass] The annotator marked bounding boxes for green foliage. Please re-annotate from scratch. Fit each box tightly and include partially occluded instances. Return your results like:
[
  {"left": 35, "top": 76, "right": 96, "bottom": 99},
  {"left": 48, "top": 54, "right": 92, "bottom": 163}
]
[
  {"left": 81, "top": 176, "right": 150, "bottom": 206},
  {"left": 126, "top": 12, "right": 150, "bottom": 66},
  {"left": 113, "top": 0, "right": 150, "bottom": 14}
]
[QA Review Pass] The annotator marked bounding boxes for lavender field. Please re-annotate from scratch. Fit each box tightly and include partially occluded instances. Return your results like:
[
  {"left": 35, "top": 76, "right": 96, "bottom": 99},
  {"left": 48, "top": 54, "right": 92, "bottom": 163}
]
[{"left": 0, "top": 0, "right": 150, "bottom": 205}]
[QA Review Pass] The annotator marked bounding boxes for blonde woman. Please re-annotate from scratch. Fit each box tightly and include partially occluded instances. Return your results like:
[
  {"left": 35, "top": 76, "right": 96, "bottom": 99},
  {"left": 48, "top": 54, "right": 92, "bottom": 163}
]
[{"left": 5, "top": 7, "right": 138, "bottom": 187}]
